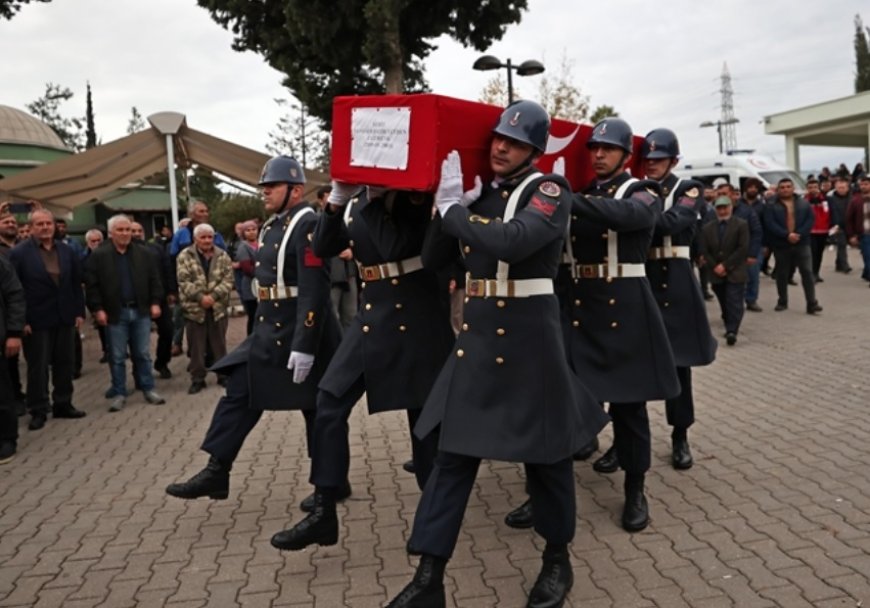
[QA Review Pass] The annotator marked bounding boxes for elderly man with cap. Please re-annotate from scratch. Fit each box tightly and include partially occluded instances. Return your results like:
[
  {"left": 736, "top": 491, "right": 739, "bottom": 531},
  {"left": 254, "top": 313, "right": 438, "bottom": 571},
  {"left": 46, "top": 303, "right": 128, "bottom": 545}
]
[
  {"left": 165, "top": 155, "right": 341, "bottom": 502},
  {"left": 699, "top": 196, "right": 750, "bottom": 345}
]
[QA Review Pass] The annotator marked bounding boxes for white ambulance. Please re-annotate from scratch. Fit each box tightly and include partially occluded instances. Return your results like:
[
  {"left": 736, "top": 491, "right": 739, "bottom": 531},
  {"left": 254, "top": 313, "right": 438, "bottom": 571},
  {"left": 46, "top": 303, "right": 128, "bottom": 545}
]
[{"left": 674, "top": 153, "right": 806, "bottom": 193}]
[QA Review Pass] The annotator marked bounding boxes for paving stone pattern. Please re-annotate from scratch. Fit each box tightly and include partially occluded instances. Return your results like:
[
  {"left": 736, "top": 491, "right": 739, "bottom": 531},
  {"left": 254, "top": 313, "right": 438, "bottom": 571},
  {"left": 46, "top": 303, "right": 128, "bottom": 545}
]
[{"left": 1, "top": 257, "right": 869, "bottom": 607}]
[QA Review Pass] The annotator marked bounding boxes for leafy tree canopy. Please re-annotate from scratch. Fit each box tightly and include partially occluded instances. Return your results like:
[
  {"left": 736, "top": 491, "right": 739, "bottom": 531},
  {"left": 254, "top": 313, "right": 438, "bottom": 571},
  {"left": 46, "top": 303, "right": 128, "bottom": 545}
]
[
  {"left": 197, "top": 0, "right": 528, "bottom": 126},
  {"left": 0, "top": 0, "right": 48, "bottom": 20},
  {"left": 854, "top": 14, "right": 870, "bottom": 93}
]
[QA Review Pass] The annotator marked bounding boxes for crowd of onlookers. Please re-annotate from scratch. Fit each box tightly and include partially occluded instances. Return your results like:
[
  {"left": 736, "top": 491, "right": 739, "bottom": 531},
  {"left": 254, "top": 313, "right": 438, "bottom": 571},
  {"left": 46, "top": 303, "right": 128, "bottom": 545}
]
[
  {"left": 694, "top": 163, "right": 870, "bottom": 345},
  {"left": 0, "top": 199, "right": 262, "bottom": 465}
]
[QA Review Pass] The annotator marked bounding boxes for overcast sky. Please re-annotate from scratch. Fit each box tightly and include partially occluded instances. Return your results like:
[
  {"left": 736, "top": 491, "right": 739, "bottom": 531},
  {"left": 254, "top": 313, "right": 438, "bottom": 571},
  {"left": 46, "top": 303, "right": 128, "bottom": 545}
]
[{"left": 1, "top": 0, "right": 867, "bottom": 172}]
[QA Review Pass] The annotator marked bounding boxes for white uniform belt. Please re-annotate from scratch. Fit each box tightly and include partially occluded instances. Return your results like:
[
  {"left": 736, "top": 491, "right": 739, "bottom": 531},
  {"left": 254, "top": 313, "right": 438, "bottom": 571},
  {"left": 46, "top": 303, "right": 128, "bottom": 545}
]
[
  {"left": 574, "top": 263, "right": 646, "bottom": 279},
  {"left": 465, "top": 273, "right": 554, "bottom": 298},
  {"left": 358, "top": 255, "right": 423, "bottom": 282},
  {"left": 648, "top": 245, "right": 691, "bottom": 260},
  {"left": 257, "top": 285, "right": 298, "bottom": 301}
]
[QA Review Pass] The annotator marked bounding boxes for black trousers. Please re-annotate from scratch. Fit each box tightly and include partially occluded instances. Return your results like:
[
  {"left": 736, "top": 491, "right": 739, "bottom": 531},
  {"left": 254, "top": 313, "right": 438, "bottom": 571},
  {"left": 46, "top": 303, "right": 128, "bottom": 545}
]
[
  {"left": 7, "top": 355, "right": 23, "bottom": 400},
  {"left": 408, "top": 451, "right": 575, "bottom": 559},
  {"left": 609, "top": 402, "right": 650, "bottom": 476},
  {"left": 773, "top": 245, "right": 815, "bottom": 306},
  {"left": 665, "top": 366, "right": 694, "bottom": 430},
  {"left": 0, "top": 352, "right": 17, "bottom": 443},
  {"left": 22, "top": 325, "right": 76, "bottom": 415},
  {"left": 310, "top": 378, "right": 438, "bottom": 492},
  {"left": 712, "top": 281, "right": 746, "bottom": 334},
  {"left": 154, "top": 301, "right": 174, "bottom": 369},
  {"left": 74, "top": 330, "right": 82, "bottom": 375},
  {"left": 810, "top": 234, "right": 828, "bottom": 277},
  {"left": 200, "top": 363, "right": 315, "bottom": 465}
]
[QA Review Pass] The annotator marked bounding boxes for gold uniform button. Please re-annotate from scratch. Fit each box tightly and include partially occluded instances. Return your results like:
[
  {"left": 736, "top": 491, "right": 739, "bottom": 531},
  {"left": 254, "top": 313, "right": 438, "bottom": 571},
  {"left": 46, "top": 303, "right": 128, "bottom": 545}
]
[
  {"left": 496, "top": 357, "right": 504, "bottom": 365},
  {"left": 662, "top": 283, "right": 668, "bottom": 289},
  {"left": 574, "top": 299, "right": 581, "bottom": 306},
  {"left": 399, "top": 325, "right": 407, "bottom": 332},
  {"left": 348, "top": 217, "right": 354, "bottom": 224},
  {"left": 571, "top": 236, "right": 576, "bottom": 242},
  {"left": 496, "top": 300, "right": 506, "bottom": 308},
  {"left": 395, "top": 303, "right": 403, "bottom": 310},
  {"left": 601, "top": 233, "right": 608, "bottom": 239},
  {"left": 275, "top": 322, "right": 282, "bottom": 328},
  {"left": 391, "top": 278, "right": 399, "bottom": 285},
  {"left": 361, "top": 282, "right": 366, "bottom": 289},
  {"left": 462, "top": 323, "right": 469, "bottom": 331},
  {"left": 662, "top": 264, "right": 667, "bottom": 271},
  {"left": 463, "top": 246, "right": 471, "bottom": 254},
  {"left": 276, "top": 340, "right": 282, "bottom": 346},
  {"left": 365, "top": 303, "right": 372, "bottom": 311},
  {"left": 496, "top": 328, "right": 505, "bottom": 336},
  {"left": 611, "top": 322, "right": 618, "bottom": 329},
  {"left": 464, "top": 297, "right": 470, "bottom": 304},
  {"left": 456, "top": 349, "right": 465, "bottom": 358},
  {"left": 572, "top": 215, "right": 578, "bottom": 221},
  {"left": 606, "top": 277, "right": 613, "bottom": 283},
  {"left": 501, "top": 191, "right": 509, "bottom": 199},
  {"left": 362, "top": 325, "right": 370, "bottom": 333},
  {"left": 608, "top": 298, "right": 616, "bottom": 306},
  {"left": 273, "top": 243, "right": 279, "bottom": 250},
  {"left": 572, "top": 320, "right": 580, "bottom": 327},
  {"left": 273, "top": 302, "right": 280, "bottom": 308},
  {"left": 259, "top": 316, "right": 265, "bottom": 322},
  {"left": 349, "top": 240, "right": 355, "bottom": 247},
  {"left": 664, "top": 302, "right": 670, "bottom": 308}
]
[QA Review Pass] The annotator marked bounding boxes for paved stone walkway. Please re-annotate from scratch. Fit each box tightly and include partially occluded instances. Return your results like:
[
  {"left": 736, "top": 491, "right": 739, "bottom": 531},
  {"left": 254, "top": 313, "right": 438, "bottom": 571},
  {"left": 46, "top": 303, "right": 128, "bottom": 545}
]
[{"left": 1, "top": 256, "right": 869, "bottom": 607}]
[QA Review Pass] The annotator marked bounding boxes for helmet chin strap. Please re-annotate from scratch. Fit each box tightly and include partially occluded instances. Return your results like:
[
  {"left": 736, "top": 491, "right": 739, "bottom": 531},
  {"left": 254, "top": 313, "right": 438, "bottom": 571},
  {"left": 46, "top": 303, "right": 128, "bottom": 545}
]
[
  {"left": 276, "top": 185, "right": 293, "bottom": 214},
  {"left": 502, "top": 150, "right": 540, "bottom": 181},
  {"left": 598, "top": 150, "right": 630, "bottom": 182}
]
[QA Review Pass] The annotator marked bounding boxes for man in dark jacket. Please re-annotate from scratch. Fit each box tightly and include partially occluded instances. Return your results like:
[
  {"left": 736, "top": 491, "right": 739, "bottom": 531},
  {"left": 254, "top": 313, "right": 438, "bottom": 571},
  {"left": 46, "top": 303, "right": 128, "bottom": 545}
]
[
  {"left": 762, "top": 178, "right": 822, "bottom": 314},
  {"left": 0, "top": 253, "right": 25, "bottom": 464},
  {"left": 827, "top": 176, "right": 853, "bottom": 273},
  {"left": 717, "top": 181, "right": 763, "bottom": 310},
  {"left": 85, "top": 214, "right": 166, "bottom": 411},
  {"left": 699, "top": 197, "right": 750, "bottom": 345},
  {"left": 9, "top": 209, "right": 87, "bottom": 430}
]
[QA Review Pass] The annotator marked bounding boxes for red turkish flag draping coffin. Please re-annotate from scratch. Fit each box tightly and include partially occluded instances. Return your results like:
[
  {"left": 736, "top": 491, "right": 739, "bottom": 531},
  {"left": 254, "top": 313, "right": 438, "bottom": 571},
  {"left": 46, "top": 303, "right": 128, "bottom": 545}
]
[{"left": 331, "top": 93, "right": 644, "bottom": 193}]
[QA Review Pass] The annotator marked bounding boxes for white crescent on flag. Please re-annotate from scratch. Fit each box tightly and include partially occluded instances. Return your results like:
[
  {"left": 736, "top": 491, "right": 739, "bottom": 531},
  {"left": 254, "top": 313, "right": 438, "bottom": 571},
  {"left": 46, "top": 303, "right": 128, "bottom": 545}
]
[{"left": 544, "top": 126, "right": 581, "bottom": 155}]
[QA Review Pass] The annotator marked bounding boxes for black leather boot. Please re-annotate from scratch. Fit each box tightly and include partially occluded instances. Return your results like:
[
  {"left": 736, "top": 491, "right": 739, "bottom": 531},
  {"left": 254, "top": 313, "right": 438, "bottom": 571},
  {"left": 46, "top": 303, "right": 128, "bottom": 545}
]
[
  {"left": 271, "top": 490, "right": 338, "bottom": 550},
  {"left": 300, "top": 480, "right": 352, "bottom": 513},
  {"left": 504, "top": 498, "right": 534, "bottom": 529},
  {"left": 622, "top": 475, "right": 649, "bottom": 532},
  {"left": 592, "top": 445, "right": 619, "bottom": 473},
  {"left": 165, "top": 456, "right": 230, "bottom": 500},
  {"left": 526, "top": 544, "right": 573, "bottom": 608},
  {"left": 386, "top": 554, "right": 447, "bottom": 608},
  {"left": 572, "top": 436, "right": 599, "bottom": 461},
  {"left": 671, "top": 433, "right": 693, "bottom": 470}
]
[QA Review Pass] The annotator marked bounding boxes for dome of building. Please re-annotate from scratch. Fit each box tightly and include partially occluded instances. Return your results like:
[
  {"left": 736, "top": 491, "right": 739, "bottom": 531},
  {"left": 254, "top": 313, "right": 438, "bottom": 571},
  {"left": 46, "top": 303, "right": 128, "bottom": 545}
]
[{"left": 0, "top": 104, "right": 69, "bottom": 151}]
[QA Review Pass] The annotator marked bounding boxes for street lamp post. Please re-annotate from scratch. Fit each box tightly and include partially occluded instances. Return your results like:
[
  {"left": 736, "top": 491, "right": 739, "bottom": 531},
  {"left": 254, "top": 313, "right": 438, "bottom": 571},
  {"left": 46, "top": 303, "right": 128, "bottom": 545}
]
[
  {"left": 699, "top": 118, "right": 739, "bottom": 154},
  {"left": 472, "top": 54, "right": 545, "bottom": 104}
]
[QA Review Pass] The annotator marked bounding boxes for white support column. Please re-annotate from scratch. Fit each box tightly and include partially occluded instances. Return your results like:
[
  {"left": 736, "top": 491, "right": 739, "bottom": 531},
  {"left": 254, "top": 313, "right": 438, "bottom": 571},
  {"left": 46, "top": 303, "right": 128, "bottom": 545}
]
[
  {"left": 785, "top": 134, "right": 800, "bottom": 172},
  {"left": 165, "top": 134, "right": 179, "bottom": 231}
]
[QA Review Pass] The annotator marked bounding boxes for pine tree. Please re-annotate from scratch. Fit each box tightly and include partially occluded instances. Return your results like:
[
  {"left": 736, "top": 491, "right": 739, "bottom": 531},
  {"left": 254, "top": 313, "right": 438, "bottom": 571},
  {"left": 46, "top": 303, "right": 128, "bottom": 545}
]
[
  {"left": 85, "top": 82, "right": 97, "bottom": 149},
  {"left": 855, "top": 14, "right": 870, "bottom": 93}
]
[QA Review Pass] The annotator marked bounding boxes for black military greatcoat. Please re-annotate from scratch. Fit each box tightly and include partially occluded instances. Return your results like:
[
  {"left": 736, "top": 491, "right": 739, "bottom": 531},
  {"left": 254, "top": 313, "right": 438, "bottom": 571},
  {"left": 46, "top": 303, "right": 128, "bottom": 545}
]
[
  {"left": 561, "top": 172, "right": 680, "bottom": 403},
  {"left": 646, "top": 174, "right": 717, "bottom": 368},
  {"left": 416, "top": 169, "right": 609, "bottom": 464},
  {"left": 312, "top": 190, "right": 454, "bottom": 413},
  {"left": 212, "top": 203, "right": 340, "bottom": 410}
]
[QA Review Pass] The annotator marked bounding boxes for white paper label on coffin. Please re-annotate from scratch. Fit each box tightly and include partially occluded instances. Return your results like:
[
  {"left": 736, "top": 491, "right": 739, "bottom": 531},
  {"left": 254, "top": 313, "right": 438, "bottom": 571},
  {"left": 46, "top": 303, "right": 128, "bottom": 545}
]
[{"left": 350, "top": 107, "right": 412, "bottom": 170}]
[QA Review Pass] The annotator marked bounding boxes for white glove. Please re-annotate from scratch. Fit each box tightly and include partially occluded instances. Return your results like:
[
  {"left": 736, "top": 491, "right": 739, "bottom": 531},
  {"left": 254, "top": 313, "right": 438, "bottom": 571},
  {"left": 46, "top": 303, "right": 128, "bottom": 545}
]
[
  {"left": 552, "top": 156, "right": 566, "bottom": 177},
  {"left": 327, "top": 180, "right": 357, "bottom": 207},
  {"left": 460, "top": 175, "right": 482, "bottom": 207},
  {"left": 435, "top": 150, "right": 463, "bottom": 216},
  {"left": 367, "top": 185, "right": 388, "bottom": 200},
  {"left": 286, "top": 351, "right": 315, "bottom": 384}
]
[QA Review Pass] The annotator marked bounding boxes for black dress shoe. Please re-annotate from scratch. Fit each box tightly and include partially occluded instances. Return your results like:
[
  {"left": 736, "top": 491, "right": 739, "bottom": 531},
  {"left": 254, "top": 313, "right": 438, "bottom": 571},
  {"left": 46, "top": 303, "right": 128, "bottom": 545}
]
[
  {"left": 28, "top": 414, "right": 47, "bottom": 431},
  {"left": 725, "top": 332, "right": 737, "bottom": 346},
  {"left": 814, "top": 275, "right": 824, "bottom": 283},
  {"left": 746, "top": 301, "right": 763, "bottom": 312},
  {"left": 155, "top": 365, "right": 172, "bottom": 379},
  {"left": 774, "top": 302, "right": 788, "bottom": 312},
  {"left": 403, "top": 459, "right": 416, "bottom": 473},
  {"left": 672, "top": 437, "right": 693, "bottom": 470},
  {"left": 52, "top": 404, "right": 87, "bottom": 419},
  {"left": 188, "top": 380, "right": 206, "bottom": 394},
  {"left": 166, "top": 456, "right": 230, "bottom": 500},
  {"left": 592, "top": 445, "right": 619, "bottom": 473},
  {"left": 622, "top": 476, "right": 650, "bottom": 532},
  {"left": 806, "top": 302, "right": 823, "bottom": 315},
  {"left": 788, "top": 278, "right": 798, "bottom": 286},
  {"left": 99, "top": 353, "right": 108, "bottom": 363},
  {"left": 300, "top": 480, "right": 351, "bottom": 512},
  {"left": 572, "top": 436, "right": 599, "bottom": 461},
  {"left": 386, "top": 554, "right": 447, "bottom": 608},
  {"left": 271, "top": 492, "right": 338, "bottom": 550},
  {"left": 504, "top": 499, "right": 534, "bottom": 529},
  {"left": 526, "top": 548, "right": 573, "bottom": 608}
]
